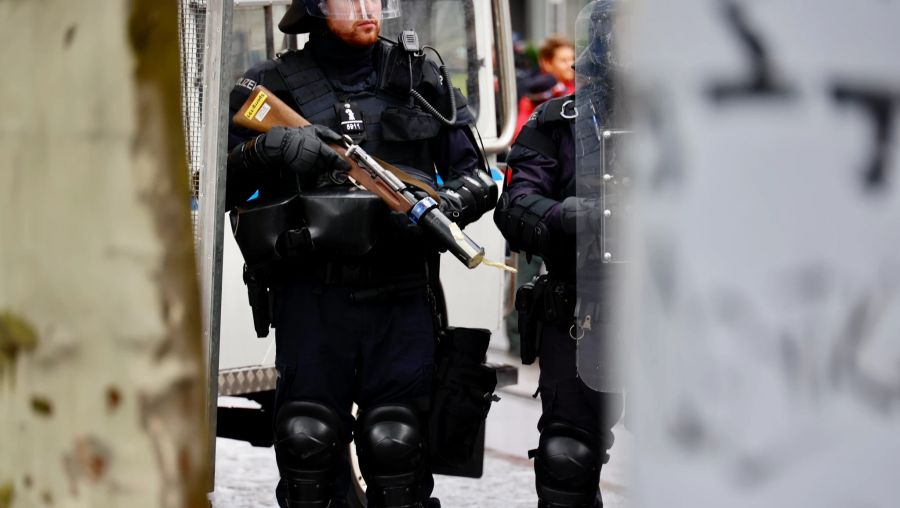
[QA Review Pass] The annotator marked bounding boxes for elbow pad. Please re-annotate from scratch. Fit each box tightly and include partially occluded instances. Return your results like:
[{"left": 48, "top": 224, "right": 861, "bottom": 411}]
[
  {"left": 226, "top": 139, "right": 268, "bottom": 209},
  {"left": 227, "top": 135, "right": 269, "bottom": 176},
  {"left": 438, "top": 170, "right": 498, "bottom": 227},
  {"left": 493, "top": 193, "right": 556, "bottom": 256},
  {"left": 559, "top": 196, "right": 601, "bottom": 236},
  {"left": 228, "top": 138, "right": 253, "bottom": 171}
]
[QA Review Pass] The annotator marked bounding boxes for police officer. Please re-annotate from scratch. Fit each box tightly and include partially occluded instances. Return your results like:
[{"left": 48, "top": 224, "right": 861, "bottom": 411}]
[
  {"left": 494, "top": 1, "right": 624, "bottom": 506},
  {"left": 225, "top": 1, "right": 496, "bottom": 506}
]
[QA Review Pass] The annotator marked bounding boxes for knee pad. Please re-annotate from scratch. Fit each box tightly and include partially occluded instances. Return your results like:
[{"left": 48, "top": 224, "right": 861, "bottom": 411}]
[
  {"left": 534, "top": 423, "right": 601, "bottom": 508},
  {"left": 274, "top": 401, "right": 345, "bottom": 508},
  {"left": 356, "top": 404, "right": 427, "bottom": 508}
]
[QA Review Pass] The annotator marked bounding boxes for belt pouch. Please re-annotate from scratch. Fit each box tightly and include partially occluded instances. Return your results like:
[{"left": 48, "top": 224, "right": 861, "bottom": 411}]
[
  {"left": 297, "top": 186, "right": 387, "bottom": 257},
  {"left": 429, "top": 327, "right": 498, "bottom": 468}
]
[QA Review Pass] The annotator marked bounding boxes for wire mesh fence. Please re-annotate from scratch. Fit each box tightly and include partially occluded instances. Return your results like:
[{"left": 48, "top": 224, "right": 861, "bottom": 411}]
[{"left": 177, "top": 0, "right": 208, "bottom": 246}]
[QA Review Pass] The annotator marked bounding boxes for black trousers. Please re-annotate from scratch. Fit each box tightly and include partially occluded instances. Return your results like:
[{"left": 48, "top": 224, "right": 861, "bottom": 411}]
[
  {"left": 537, "top": 322, "right": 623, "bottom": 459},
  {"left": 271, "top": 272, "right": 436, "bottom": 504}
]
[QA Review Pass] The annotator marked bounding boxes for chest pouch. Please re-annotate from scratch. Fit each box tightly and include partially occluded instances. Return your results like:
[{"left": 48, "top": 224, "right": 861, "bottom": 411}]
[
  {"left": 230, "top": 195, "right": 312, "bottom": 270},
  {"left": 381, "top": 107, "right": 443, "bottom": 142},
  {"left": 297, "top": 186, "right": 387, "bottom": 257}
]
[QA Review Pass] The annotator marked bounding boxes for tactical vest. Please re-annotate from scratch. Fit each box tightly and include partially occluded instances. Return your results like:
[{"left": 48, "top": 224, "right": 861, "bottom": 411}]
[
  {"left": 233, "top": 41, "right": 467, "bottom": 270},
  {"left": 273, "top": 42, "right": 446, "bottom": 187}
]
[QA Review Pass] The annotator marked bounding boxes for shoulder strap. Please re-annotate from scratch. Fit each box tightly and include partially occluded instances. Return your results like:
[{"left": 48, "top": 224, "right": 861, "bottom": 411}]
[
  {"left": 372, "top": 156, "right": 441, "bottom": 203},
  {"left": 514, "top": 95, "right": 577, "bottom": 159},
  {"left": 375, "top": 39, "right": 396, "bottom": 91},
  {"left": 274, "top": 50, "right": 339, "bottom": 120},
  {"left": 514, "top": 126, "right": 558, "bottom": 160},
  {"left": 541, "top": 95, "right": 577, "bottom": 124}
]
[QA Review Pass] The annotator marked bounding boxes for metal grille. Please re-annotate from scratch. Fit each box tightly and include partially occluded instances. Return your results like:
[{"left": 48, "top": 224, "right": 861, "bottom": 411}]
[
  {"left": 177, "top": 0, "right": 231, "bottom": 485},
  {"left": 177, "top": 0, "right": 208, "bottom": 244}
]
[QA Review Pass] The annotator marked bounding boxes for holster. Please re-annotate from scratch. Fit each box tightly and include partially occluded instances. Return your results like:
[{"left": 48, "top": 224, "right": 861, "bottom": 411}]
[
  {"left": 515, "top": 274, "right": 576, "bottom": 365},
  {"left": 515, "top": 277, "right": 542, "bottom": 365},
  {"left": 243, "top": 264, "right": 272, "bottom": 338},
  {"left": 429, "top": 327, "right": 498, "bottom": 469}
]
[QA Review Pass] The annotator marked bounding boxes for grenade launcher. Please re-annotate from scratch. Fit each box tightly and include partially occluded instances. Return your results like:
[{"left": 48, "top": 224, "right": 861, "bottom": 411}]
[{"left": 234, "top": 85, "right": 489, "bottom": 269}]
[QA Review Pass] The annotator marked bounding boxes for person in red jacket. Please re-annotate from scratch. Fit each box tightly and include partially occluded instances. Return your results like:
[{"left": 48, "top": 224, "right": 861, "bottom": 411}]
[{"left": 514, "top": 35, "right": 576, "bottom": 138}]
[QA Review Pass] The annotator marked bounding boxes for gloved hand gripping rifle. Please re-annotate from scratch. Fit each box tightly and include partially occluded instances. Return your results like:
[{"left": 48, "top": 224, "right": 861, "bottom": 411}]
[{"left": 234, "top": 85, "right": 493, "bottom": 270}]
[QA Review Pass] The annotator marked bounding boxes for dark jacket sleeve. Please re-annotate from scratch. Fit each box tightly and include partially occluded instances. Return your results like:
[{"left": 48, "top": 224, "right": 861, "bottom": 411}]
[
  {"left": 494, "top": 104, "right": 566, "bottom": 254},
  {"left": 225, "top": 60, "right": 281, "bottom": 210},
  {"left": 503, "top": 131, "right": 565, "bottom": 234},
  {"left": 425, "top": 65, "right": 498, "bottom": 227}
]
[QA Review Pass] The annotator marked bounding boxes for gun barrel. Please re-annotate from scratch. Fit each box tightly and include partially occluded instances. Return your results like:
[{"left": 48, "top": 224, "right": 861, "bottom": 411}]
[
  {"left": 335, "top": 124, "right": 487, "bottom": 269},
  {"left": 418, "top": 209, "right": 485, "bottom": 268},
  {"left": 346, "top": 145, "right": 407, "bottom": 192}
]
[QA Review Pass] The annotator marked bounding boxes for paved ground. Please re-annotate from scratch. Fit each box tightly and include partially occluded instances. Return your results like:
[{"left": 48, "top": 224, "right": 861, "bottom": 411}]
[{"left": 212, "top": 349, "right": 631, "bottom": 508}]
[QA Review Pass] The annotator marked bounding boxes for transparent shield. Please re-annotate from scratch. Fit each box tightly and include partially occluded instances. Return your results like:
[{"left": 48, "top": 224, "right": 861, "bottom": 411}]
[{"left": 574, "top": 0, "right": 629, "bottom": 392}]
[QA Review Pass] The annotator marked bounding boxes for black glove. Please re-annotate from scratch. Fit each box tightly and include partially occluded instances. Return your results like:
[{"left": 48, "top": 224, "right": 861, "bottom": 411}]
[
  {"left": 242, "top": 125, "right": 349, "bottom": 177},
  {"left": 436, "top": 171, "right": 498, "bottom": 227},
  {"left": 387, "top": 210, "right": 425, "bottom": 241},
  {"left": 560, "top": 196, "right": 602, "bottom": 235}
]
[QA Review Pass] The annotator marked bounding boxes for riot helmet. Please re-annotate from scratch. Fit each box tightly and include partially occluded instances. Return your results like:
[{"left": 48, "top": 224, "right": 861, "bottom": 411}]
[
  {"left": 280, "top": 0, "right": 402, "bottom": 34},
  {"left": 574, "top": 0, "right": 629, "bottom": 120}
]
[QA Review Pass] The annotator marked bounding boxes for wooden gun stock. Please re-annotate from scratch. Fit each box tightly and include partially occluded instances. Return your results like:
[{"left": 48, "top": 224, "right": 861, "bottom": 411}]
[{"left": 233, "top": 85, "right": 410, "bottom": 212}]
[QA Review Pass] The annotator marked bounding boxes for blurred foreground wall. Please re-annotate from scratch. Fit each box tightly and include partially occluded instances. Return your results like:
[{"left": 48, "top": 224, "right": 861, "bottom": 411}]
[
  {"left": 0, "top": 1, "right": 208, "bottom": 507},
  {"left": 626, "top": 1, "right": 900, "bottom": 507}
]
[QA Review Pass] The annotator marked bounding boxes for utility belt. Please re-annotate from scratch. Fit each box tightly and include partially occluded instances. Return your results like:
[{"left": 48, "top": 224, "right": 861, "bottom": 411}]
[
  {"left": 514, "top": 274, "right": 577, "bottom": 365},
  {"left": 244, "top": 258, "right": 430, "bottom": 339},
  {"left": 233, "top": 186, "right": 440, "bottom": 338},
  {"left": 300, "top": 258, "right": 428, "bottom": 287},
  {"left": 232, "top": 186, "right": 400, "bottom": 338}
]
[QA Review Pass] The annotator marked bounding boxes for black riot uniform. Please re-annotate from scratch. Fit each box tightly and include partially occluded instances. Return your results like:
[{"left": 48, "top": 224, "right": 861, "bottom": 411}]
[
  {"left": 225, "top": 4, "right": 496, "bottom": 507},
  {"left": 493, "top": 94, "right": 624, "bottom": 508}
]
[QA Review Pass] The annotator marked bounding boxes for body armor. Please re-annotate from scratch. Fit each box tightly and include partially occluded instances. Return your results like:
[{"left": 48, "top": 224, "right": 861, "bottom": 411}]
[{"left": 229, "top": 38, "right": 484, "bottom": 268}]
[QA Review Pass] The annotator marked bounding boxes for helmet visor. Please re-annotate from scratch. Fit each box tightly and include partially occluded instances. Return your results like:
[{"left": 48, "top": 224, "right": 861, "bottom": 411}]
[
  {"left": 574, "top": 0, "right": 630, "bottom": 87},
  {"left": 311, "top": 0, "right": 402, "bottom": 21}
]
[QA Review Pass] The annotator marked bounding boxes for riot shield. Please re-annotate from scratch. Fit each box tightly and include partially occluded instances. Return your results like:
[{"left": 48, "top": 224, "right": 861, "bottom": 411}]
[{"left": 574, "top": 0, "right": 630, "bottom": 392}]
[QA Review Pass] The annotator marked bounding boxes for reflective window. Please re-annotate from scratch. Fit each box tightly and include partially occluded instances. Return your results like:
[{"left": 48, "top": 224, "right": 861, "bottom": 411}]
[
  {"left": 382, "top": 0, "right": 479, "bottom": 114},
  {"left": 230, "top": 2, "right": 294, "bottom": 84}
]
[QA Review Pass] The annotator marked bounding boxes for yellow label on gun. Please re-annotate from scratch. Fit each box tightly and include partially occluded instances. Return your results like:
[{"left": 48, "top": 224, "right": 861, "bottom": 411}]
[{"left": 244, "top": 91, "right": 269, "bottom": 121}]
